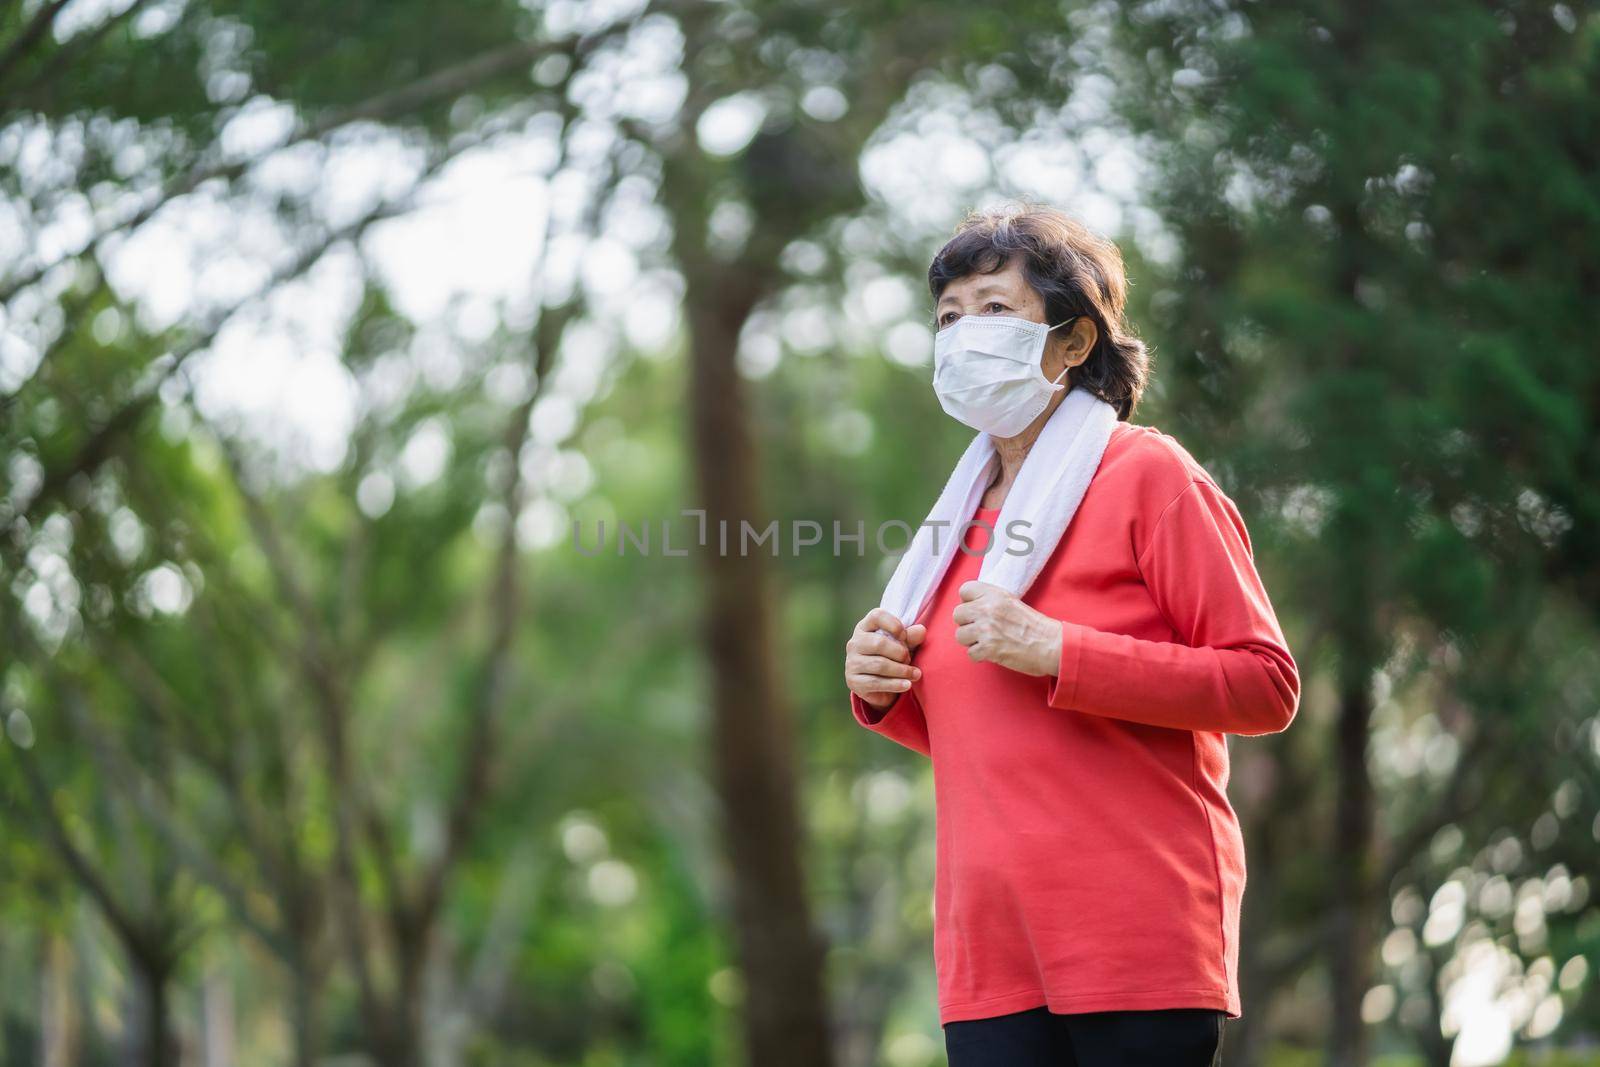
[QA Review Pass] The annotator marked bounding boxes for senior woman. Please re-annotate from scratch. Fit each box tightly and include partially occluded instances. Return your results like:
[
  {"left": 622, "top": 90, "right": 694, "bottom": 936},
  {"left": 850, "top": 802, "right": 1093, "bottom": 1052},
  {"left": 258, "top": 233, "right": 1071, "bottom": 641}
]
[{"left": 843, "top": 205, "right": 1299, "bottom": 1067}]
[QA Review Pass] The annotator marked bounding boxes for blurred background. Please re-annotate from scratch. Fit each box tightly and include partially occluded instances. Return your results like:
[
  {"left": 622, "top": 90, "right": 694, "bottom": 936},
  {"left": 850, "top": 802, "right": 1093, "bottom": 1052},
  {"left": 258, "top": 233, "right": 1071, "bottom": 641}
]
[{"left": 1, "top": 0, "right": 1597, "bottom": 1064}]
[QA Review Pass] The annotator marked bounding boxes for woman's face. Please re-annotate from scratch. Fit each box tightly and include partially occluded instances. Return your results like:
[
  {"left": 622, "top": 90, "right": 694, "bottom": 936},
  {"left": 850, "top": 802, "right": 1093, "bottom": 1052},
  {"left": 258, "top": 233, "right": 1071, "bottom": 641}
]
[{"left": 933, "top": 258, "right": 1095, "bottom": 384}]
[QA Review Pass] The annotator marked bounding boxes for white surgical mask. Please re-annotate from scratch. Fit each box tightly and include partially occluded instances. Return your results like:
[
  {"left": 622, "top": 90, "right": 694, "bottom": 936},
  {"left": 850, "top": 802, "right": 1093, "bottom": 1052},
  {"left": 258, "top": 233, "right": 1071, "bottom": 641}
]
[{"left": 932, "top": 314, "right": 1080, "bottom": 437}]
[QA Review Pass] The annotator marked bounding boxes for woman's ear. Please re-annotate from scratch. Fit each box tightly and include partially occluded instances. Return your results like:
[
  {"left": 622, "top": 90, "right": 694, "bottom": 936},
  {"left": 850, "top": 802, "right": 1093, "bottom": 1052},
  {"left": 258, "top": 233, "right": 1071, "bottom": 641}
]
[{"left": 1058, "top": 318, "right": 1098, "bottom": 368}]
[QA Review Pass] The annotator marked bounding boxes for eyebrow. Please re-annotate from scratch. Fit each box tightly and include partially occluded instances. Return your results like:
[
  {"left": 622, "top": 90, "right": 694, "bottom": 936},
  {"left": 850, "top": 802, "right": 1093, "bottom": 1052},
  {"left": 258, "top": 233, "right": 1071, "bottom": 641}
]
[{"left": 936, "top": 282, "right": 1012, "bottom": 309}]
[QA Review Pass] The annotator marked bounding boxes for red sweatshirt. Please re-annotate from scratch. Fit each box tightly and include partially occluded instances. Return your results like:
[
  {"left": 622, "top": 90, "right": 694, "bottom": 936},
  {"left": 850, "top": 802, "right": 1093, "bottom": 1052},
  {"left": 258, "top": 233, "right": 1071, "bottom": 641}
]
[{"left": 851, "top": 419, "right": 1299, "bottom": 1024}]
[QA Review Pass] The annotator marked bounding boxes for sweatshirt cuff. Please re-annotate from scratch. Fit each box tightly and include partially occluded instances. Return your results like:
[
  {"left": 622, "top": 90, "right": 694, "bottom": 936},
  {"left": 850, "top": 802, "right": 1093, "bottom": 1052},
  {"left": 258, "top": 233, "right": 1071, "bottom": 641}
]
[
  {"left": 1045, "top": 620, "right": 1086, "bottom": 710},
  {"left": 852, "top": 689, "right": 905, "bottom": 729}
]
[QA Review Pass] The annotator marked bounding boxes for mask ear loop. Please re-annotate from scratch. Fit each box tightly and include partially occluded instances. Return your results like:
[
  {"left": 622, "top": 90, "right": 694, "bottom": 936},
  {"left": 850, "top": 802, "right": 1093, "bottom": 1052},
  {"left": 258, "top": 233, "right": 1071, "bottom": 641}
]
[{"left": 1044, "top": 315, "right": 1082, "bottom": 386}]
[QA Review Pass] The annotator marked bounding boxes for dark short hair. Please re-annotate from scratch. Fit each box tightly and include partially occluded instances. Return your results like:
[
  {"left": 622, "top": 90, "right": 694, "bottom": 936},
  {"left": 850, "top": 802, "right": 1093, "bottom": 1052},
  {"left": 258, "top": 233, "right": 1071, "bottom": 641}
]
[{"left": 927, "top": 203, "right": 1150, "bottom": 419}]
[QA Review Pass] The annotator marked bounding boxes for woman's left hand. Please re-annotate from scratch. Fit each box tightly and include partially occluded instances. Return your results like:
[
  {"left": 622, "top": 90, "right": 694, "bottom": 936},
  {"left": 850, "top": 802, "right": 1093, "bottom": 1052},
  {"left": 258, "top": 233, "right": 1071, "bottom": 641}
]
[{"left": 952, "top": 581, "right": 1064, "bottom": 677}]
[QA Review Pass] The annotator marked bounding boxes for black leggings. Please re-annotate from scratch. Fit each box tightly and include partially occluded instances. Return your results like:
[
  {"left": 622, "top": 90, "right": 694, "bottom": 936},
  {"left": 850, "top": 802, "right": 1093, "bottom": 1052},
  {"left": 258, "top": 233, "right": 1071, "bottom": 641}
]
[{"left": 943, "top": 1005, "right": 1225, "bottom": 1067}]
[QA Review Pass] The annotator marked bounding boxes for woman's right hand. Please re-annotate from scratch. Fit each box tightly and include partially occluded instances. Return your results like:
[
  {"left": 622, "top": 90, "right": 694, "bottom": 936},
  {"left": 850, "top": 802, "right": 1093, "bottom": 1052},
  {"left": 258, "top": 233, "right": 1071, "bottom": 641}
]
[{"left": 845, "top": 609, "right": 927, "bottom": 710}]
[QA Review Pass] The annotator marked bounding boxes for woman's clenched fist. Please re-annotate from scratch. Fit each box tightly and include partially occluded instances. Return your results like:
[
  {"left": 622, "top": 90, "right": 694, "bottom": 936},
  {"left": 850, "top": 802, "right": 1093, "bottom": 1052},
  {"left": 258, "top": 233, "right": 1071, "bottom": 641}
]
[
  {"left": 951, "top": 580, "right": 1063, "bottom": 677},
  {"left": 845, "top": 608, "right": 927, "bottom": 710}
]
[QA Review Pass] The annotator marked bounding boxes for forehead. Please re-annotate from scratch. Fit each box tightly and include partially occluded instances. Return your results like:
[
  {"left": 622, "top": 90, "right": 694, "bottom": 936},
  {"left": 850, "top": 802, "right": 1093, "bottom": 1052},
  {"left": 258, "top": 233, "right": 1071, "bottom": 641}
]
[{"left": 935, "top": 258, "right": 1031, "bottom": 306}]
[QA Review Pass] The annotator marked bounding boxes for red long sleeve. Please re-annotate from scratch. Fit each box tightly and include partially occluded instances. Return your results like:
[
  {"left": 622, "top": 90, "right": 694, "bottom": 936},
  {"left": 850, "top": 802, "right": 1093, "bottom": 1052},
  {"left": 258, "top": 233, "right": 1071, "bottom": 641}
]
[
  {"left": 851, "top": 689, "right": 932, "bottom": 758},
  {"left": 1044, "top": 478, "right": 1299, "bottom": 735}
]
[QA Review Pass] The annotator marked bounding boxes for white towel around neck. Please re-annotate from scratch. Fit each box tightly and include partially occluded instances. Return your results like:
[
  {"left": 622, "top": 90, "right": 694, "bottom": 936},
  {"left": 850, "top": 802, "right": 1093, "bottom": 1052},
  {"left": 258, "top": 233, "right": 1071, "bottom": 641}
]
[{"left": 878, "top": 385, "right": 1120, "bottom": 627}]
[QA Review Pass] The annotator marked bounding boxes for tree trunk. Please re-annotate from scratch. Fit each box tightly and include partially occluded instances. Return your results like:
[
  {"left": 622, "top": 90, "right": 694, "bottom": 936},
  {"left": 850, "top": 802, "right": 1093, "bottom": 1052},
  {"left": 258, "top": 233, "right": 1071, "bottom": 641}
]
[
  {"left": 369, "top": 980, "right": 426, "bottom": 1067},
  {"left": 684, "top": 274, "right": 835, "bottom": 1067},
  {"left": 288, "top": 960, "right": 319, "bottom": 1067},
  {"left": 40, "top": 933, "right": 79, "bottom": 1067},
  {"left": 202, "top": 967, "right": 235, "bottom": 1067},
  {"left": 123, "top": 958, "right": 173, "bottom": 1067},
  {"left": 1328, "top": 655, "right": 1376, "bottom": 1067}
]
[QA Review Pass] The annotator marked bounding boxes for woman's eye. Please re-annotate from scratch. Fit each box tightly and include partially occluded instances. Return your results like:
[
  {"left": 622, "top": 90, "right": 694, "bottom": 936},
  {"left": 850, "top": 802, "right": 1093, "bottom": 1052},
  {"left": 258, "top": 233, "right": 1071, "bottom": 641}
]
[{"left": 986, "top": 302, "right": 1006, "bottom": 314}]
